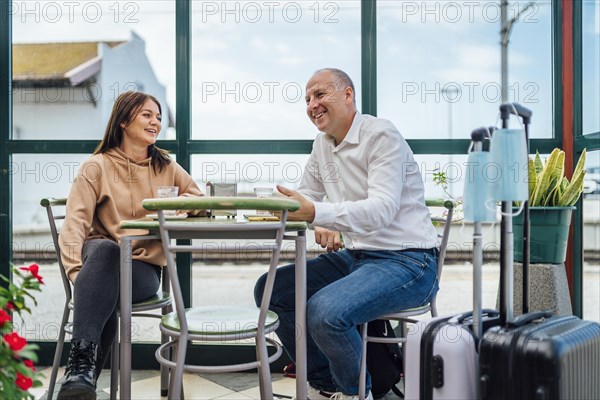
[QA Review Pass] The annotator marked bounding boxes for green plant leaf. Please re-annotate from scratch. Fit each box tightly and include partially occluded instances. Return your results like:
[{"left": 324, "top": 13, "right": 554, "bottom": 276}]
[
  {"left": 531, "top": 148, "right": 562, "bottom": 206},
  {"left": 560, "top": 176, "right": 569, "bottom": 192},
  {"left": 534, "top": 151, "right": 544, "bottom": 174},
  {"left": 558, "top": 169, "right": 586, "bottom": 206},
  {"left": 528, "top": 158, "right": 537, "bottom": 197},
  {"left": 571, "top": 148, "right": 587, "bottom": 184}
]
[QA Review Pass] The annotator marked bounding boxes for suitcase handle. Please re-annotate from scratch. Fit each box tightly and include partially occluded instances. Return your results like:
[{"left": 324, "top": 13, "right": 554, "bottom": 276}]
[
  {"left": 506, "top": 310, "right": 553, "bottom": 328},
  {"left": 454, "top": 309, "right": 499, "bottom": 325}
]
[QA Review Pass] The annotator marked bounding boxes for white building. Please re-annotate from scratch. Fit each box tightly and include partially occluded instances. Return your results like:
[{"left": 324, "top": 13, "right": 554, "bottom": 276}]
[
  {"left": 12, "top": 32, "right": 172, "bottom": 240},
  {"left": 12, "top": 31, "right": 172, "bottom": 139}
]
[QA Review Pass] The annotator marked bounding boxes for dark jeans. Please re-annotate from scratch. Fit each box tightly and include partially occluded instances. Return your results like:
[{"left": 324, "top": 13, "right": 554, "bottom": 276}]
[
  {"left": 254, "top": 248, "right": 438, "bottom": 395},
  {"left": 72, "top": 239, "right": 161, "bottom": 350}
]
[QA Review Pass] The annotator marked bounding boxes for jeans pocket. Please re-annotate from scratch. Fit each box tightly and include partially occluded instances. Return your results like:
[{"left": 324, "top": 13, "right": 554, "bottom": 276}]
[{"left": 393, "top": 250, "right": 428, "bottom": 269}]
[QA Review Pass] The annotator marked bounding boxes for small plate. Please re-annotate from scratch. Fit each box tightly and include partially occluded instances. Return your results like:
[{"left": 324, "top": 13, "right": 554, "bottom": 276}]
[
  {"left": 146, "top": 213, "right": 188, "bottom": 220},
  {"left": 244, "top": 214, "right": 280, "bottom": 221}
]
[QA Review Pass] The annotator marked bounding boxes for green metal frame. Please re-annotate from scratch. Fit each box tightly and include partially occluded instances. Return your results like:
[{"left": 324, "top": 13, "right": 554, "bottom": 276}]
[
  {"left": 1, "top": 0, "right": 588, "bottom": 363},
  {"left": 1, "top": 0, "right": 12, "bottom": 287},
  {"left": 572, "top": 0, "right": 600, "bottom": 317}
]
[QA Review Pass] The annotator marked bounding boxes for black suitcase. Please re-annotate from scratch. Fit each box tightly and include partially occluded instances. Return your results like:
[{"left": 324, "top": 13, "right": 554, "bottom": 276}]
[{"left": 480, "top": 311, "right": 600, "bottom": 399}]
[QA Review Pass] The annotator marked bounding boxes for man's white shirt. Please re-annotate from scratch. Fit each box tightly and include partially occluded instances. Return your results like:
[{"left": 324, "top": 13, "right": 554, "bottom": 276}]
[{"left": 298, "top": 112, "right": 439, "bottom": 250}]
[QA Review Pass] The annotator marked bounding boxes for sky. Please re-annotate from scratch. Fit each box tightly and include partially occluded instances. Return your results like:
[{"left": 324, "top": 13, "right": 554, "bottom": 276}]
[{"left": 11, "top": 0, "right": 598, "bottom": 139}]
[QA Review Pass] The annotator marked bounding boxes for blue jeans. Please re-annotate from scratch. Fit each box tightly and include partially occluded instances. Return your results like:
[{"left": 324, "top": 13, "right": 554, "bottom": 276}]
[{"left": 254, "top": 248, "right": 439, "bottom": 395}]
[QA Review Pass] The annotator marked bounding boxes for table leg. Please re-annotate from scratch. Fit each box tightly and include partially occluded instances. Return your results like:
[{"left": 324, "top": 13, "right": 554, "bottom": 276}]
[
  {"left": 119, "top": 237, "right": 133, "bottom": 400},
  {"left": 294, "top": 231, "right": 307, "bottom": 400}
]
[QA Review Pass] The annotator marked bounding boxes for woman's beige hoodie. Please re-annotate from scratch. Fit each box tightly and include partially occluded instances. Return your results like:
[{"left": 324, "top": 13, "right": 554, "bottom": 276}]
[{"left": 59, "top": 147, "right": 203, "bottom": 282}]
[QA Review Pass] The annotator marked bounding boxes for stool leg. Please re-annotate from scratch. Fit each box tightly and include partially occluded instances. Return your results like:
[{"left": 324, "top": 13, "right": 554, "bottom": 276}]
[
  {"left": 161, "top": 276, "right": 172, "bottom": 397},
  {"left": 359, "top": 323, "right": 368, "bottom": 400},
  {"left": 169, "top": 338, "right": 187, "bottom": 400},
  {"left": 160, "top": 328, "right": 170, "bottom": 397},
  {"left": 256, "top": 331, "right": 274, "bottom": 400},
  {"left": 47, "top": 307, "right": 70, "bottom": 400},
  {"left": 110, "top": 332, "right": 119, "bottom": 400}
]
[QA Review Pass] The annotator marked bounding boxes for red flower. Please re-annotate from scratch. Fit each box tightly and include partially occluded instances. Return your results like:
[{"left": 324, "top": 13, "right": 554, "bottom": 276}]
[
  {"left": 6, "top": 301, "right": 14, "bottom": 310},
  {"left": 20, "top": 263, "right": 44, "bottom": 284},
  {"left": 23, "top": 359, "right": 36, "bottom": 371},
  {"left": 0, "top": 309, "right": 10, "bottom": 326},
  {"left": 3, "top": 332, "right": 27, "bottom": 351},
  {"left": 15, "top": 372, "right": 33, "bottom": 391}
]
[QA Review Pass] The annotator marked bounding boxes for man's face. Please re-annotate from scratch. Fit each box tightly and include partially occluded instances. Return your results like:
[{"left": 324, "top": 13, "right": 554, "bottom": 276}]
[{"left": 305, "top": 71, "right": 353, "bottom": 137}]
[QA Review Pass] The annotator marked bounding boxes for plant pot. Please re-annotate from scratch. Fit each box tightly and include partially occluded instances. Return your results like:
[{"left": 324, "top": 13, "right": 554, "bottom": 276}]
[{"left": 513, "top": 206, "right": 575, "bottom": 264}]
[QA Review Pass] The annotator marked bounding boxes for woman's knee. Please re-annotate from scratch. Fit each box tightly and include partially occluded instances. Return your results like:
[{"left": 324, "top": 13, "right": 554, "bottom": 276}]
[{"left": 83, "top": 239, "right": 120, "bottom": 265}]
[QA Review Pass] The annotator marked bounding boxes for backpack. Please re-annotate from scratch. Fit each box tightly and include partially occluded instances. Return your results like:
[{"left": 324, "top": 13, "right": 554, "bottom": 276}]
[
  {"left": 282, "top": 320, "right": 404, "bottom": 398},
  {"left": 365, "top": 319, "right": 404, "bottom": 399}
]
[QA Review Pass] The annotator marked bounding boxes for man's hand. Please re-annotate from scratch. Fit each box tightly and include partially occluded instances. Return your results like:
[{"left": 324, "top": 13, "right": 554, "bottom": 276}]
[
  {"left": 315, "top": 227, "right": 344, "bottom": 252},
  {"left": 276, "top": 185, "right": 316, "bottom": 222}
]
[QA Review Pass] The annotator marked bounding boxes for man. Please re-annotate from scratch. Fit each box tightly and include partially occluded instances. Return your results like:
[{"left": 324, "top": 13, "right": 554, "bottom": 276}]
[{"left": 254, "top": 68, "right": 439, "bottom": 400}]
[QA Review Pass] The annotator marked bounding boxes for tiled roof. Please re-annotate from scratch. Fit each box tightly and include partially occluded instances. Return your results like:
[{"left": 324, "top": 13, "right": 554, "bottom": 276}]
[{"left": 13, "top": 41, "right": 124, "bottom": 82}]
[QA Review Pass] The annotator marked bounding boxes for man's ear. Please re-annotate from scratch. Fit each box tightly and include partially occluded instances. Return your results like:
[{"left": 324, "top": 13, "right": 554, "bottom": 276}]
[
  {"left": 345, "top": 87, "right": 354, "bottom": 104},
  {"left": 120, "top": 122, "right": 126, "bottom": 128}
]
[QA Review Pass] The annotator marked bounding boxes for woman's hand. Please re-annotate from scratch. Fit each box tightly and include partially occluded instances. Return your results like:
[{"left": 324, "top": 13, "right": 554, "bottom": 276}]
[
  {"left": 315, "top": 227, "right": 344, "bottom": 253},
  {"left": 177, "top": 192, "right": 207, "bottom": 216}
]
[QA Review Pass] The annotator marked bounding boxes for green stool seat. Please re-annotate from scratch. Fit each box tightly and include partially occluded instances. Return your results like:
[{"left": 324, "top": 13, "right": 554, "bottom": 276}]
[{"left": 161, "top": 305, "right": 279, "bottom": 335}]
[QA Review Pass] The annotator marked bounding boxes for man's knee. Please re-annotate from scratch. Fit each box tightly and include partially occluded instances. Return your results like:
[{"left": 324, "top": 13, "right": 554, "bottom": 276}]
[
  {"left": 253, "top": 272, "right": 268, "bottom": 307},
  {"left": 307, "top": 292, "right": 343, "bottom": 334}
]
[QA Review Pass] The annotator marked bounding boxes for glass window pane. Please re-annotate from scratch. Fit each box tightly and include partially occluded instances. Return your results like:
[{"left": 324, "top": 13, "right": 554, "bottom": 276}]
[
  {"left": 377, "top": 1, "right": 552, "bottom": 139},
  {"left": 191, "top": 154, "right": 310, "bottom": 192},
  {"left": 583, "top": 150, "right": 600, "bottom": 322},
  {"left": 191, "top": 1, "right": 361, "bottom": 140},
  {"left": 583, "top": 1, "right": 600, "bottom": 134},
  {"left": 12, "top": 1, "right": 176, "bottom": 140}
]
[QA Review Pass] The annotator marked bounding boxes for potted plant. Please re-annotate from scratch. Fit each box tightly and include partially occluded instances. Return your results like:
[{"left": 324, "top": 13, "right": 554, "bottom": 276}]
[{"left": 513, "top": 148, "right": 587, "bottom": 263}]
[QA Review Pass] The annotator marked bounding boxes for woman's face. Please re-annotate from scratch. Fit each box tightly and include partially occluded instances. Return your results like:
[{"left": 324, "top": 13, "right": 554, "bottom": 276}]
[{"left": 121, "top": 99, "right": 162, "bottom": 148}]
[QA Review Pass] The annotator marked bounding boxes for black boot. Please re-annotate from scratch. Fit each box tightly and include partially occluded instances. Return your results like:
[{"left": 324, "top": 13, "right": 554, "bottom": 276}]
[{"left": 57, "top": 339, "right": 101, "bottom": 400}]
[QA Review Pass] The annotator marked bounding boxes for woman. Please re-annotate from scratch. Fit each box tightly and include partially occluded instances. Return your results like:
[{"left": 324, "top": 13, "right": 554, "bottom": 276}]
[{"left": 57, "top": 91, "right": 203, "bottom": 399}]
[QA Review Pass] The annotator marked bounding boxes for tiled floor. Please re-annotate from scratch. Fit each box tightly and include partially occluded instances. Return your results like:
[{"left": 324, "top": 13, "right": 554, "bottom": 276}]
[
  {"left": 35, "top": 368, "right": 405, "bottom": 399},
  {"left": 36, "top": 368, "right": 300, "bottom": 400}
]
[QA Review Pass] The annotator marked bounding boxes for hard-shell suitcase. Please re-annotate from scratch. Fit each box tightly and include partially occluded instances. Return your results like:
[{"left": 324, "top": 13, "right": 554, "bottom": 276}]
[
  {"left": 480, "top": 312, "right": 600, "bottom": 399},
  {"left": 404, "top": 311, "right": 500, "bottom": 400},
  {"left": 404, "top": 315, "right": 475, "bottom": 400}
]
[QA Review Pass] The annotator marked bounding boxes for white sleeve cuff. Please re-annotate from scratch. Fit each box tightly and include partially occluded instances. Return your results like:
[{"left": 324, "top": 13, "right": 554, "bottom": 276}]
[{"left": 312, "top": 202, "right": 336, "bottom": 228}]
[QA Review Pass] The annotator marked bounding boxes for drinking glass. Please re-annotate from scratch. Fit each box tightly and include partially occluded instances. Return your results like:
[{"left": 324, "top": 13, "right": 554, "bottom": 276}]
[
  {"left": 157, "top": 186, "right": 179, "bottom": 216},
  {"left": 254, "top": 187, "right": 273, "bottom": 216}
]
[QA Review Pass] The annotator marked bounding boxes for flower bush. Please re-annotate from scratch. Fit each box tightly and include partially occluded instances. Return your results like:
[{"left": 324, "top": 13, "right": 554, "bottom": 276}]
[{"left": 0, "top": 264, "right": 45, "bottom": 399}]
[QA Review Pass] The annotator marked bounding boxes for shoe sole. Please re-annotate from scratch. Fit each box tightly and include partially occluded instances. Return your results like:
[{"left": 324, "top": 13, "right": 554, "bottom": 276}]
[{"left": 57, "top": 387, "right": 96, "bottom": 400}]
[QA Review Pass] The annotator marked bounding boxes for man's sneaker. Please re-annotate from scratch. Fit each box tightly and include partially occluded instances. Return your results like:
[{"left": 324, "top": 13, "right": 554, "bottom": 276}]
[
  {"left": 329, "top": 391, "right": 374, "bottom": 400},
  {"left": 307, "top": 383, "right": 336, "bottom": 400},
  {"left": 283, "top": 362, "right": 296, "bottom": 378}
]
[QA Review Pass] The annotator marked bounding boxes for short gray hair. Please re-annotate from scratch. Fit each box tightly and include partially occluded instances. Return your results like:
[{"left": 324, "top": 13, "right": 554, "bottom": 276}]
[
  {"left": 315, "top": 68, "right": 356, "bottom": 97},
  {"left": 314, "top": 68, "right": 356, "bottom": 105}
]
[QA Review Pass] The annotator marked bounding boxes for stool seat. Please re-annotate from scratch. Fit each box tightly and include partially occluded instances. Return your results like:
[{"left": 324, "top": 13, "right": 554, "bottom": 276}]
[
  {"left": 381, "top": 304, "right": 431, "bottom": 319},
  {"left": 131, "top": 292, "right": 172, "bottom": 310},
  {"left": 161, "top": 306, "right": 279, "bottom": 335}
]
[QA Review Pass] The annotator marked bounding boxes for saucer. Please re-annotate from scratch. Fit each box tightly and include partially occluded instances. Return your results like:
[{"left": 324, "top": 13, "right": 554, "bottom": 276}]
[{"left": 146, "top": 213, "right": 188, "bottom": 220}]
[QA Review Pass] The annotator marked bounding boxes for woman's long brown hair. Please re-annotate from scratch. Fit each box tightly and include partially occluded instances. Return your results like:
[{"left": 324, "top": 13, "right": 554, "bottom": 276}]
[{"left": 94, "top": 91, "right": 171, "bottom": 173}]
